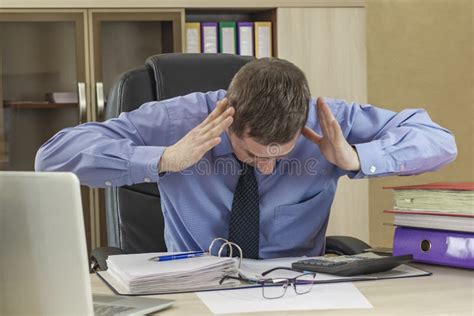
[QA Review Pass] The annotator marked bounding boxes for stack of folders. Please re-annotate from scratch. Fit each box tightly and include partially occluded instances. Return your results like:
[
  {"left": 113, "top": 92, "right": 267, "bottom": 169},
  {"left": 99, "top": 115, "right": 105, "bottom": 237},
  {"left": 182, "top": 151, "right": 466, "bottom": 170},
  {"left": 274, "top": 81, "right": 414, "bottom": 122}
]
[
  {"left": 384, "top": 182, "right": 474, "bottom": 269},
  {"left": 185, "top": 21, "right": 272, "bottom": 57},
  {"left": 104, "top": 253, "right": 240, "bottom": 295}
]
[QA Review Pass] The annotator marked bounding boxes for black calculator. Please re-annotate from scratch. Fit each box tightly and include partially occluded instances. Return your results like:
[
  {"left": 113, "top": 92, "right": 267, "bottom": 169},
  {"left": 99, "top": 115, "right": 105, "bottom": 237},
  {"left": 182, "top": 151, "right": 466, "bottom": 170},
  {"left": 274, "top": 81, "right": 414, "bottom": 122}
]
[{"left": 292, "top": 254, "right": 413, "bottom": 276}]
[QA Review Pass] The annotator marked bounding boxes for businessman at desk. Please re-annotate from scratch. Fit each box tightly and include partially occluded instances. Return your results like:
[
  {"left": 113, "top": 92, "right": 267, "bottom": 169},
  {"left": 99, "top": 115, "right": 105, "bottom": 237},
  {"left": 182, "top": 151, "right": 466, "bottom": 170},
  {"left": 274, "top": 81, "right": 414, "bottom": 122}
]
[{"left": 35, "top": 58, "right": 457, "bottom": 259}]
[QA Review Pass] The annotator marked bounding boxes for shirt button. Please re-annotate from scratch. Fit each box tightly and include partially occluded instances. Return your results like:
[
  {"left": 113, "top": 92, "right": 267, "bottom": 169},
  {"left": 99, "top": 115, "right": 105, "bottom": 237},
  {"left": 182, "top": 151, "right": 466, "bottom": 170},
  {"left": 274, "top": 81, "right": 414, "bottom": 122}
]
[
  {"left": 144, "top": 177, "right": 151, "bottom": 183},
  {"left": 370, "top": 166, "right": 376, "bottom": 173},
  {"left": 105, "top": 181, "right": 112, "bottom": 186}
]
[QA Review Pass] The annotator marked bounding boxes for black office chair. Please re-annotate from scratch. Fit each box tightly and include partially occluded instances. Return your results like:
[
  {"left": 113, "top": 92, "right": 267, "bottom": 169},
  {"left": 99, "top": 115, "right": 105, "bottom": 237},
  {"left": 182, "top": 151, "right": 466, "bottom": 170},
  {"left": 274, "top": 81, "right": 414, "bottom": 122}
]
[{"left": 90, "top": 53, "right": 370, "bottom": 271}]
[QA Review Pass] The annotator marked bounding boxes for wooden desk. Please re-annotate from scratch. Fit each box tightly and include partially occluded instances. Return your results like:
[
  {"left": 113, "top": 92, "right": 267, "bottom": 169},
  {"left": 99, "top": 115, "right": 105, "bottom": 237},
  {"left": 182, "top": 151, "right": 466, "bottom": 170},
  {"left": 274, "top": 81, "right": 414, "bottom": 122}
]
[{"left": 91, "top": 264, "right": 474, "bottom": 315}]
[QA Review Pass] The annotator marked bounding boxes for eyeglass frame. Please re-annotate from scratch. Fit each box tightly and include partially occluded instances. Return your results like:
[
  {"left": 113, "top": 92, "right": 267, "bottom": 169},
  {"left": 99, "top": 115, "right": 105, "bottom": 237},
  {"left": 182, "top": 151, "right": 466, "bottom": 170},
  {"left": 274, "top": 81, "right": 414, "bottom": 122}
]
[{"left": 219, "top": 267, "right": 317, "bottom": 299}]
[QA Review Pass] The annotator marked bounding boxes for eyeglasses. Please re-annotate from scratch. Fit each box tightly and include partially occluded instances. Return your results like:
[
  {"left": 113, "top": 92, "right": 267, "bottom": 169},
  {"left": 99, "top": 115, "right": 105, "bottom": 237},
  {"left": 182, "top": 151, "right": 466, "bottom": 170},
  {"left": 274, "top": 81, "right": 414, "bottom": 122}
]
[{"left": 220, "top": 267, "right": 316, "bottom": 299}]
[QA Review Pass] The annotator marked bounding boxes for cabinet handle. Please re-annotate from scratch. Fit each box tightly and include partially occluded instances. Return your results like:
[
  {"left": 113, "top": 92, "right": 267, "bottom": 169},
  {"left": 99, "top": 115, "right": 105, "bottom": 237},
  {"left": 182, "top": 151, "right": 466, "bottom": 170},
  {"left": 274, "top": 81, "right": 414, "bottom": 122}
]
[
  {"left": 96, "top": 82, "right": 105, "bottom": 121},
  {"left": 77, "top": 82, "right": 87, "bottom": 124}
]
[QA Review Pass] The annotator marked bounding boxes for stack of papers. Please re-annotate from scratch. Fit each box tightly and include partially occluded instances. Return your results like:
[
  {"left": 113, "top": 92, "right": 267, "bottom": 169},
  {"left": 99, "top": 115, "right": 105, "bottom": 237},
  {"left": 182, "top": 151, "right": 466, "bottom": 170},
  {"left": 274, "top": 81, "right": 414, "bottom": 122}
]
[{"left": 105, "top": 253, "right": 239, "bottom": 295}]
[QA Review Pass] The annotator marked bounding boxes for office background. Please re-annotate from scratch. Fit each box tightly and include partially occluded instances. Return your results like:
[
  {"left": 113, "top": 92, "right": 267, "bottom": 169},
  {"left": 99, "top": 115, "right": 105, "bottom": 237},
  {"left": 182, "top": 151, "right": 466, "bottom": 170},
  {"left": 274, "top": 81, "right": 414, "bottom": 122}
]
[
  {"left": 0, "top": 0, "right": 472, "bottom": 250},
  {"left": 367, "top": 0, "right": 473, "bottom": 247}
]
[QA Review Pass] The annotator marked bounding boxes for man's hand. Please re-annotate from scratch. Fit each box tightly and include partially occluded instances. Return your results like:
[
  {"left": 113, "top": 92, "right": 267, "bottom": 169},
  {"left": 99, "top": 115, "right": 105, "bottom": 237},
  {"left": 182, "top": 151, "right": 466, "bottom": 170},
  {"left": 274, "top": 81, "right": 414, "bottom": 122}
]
[
  {"left": 159, "top": 98, "right": 234, "bottom": 173},
  {"left": 302, "top": 97, "right": 361, "bottom": 171}
]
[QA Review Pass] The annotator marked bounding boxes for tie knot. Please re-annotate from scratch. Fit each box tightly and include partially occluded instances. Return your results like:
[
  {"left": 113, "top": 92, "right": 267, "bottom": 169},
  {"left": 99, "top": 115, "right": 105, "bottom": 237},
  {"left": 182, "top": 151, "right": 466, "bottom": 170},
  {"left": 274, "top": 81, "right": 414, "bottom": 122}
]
[{"left": 240, "top": 163, "right": 254, "bottom": 175}]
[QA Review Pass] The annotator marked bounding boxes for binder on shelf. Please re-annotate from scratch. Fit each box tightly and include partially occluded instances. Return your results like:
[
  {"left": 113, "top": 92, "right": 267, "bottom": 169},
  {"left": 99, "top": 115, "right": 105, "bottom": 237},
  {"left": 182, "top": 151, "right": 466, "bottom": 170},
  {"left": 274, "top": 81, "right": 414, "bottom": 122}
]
[
  {"left": 185, "top": 22, "right": 201, "bottom": 53},
  {"left": 384, "top": 209, "right": 474, "bottom": 233},
  {"left": 237, "top": 22, "right": 254, "bottom": 56},
  {"left": 384, "top": 182, "right": 474, "bottom": 191},
  {"left": 254, "top": 22, "right": 272, "bottom": 58},
  {"left": 384, "top": 182, "right": 474, "bottom": 214},
  {"left": 201, "top": 22, "right": 218, "bottom": 53},
  {"left": 219, "top": 22, "right": 237, "bottom": 54},
  {"left": 393, "top": 226, "right": 474, "bottom": 269}
]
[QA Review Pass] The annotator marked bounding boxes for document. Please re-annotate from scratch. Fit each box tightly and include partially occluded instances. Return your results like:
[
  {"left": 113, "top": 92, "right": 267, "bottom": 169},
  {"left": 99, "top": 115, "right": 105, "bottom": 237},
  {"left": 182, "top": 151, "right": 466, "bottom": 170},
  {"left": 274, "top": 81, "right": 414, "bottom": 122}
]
[
  {"left": 101, "top": 252, "right": 240, "bottom": 295},
  {"left": 197, "top": 282, "right": 373, "bottom": 314}
]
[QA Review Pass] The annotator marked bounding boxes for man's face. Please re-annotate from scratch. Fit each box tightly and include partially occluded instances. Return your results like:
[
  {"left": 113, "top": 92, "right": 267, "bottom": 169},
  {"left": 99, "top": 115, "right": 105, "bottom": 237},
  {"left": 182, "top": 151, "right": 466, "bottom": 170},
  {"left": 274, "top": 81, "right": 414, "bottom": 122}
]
[{"left": 228, "top": 131, "right": 299, "bottom": 175}]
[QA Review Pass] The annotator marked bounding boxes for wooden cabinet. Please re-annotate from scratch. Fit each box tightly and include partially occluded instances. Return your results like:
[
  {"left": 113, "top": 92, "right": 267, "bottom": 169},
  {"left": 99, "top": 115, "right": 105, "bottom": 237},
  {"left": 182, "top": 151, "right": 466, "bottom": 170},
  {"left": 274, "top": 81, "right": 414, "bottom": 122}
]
[
  {"left": 0, "top": 9, "right": 184, "bottom": 251},
  {"left": 88, "top": 9, "right": 183, "bottom": 122},
  {"left": 0, "top": 10, "right": 96, "bottom": 251},
  {"left": 1, "top": 3, "right": 368, "bottom": 250}
]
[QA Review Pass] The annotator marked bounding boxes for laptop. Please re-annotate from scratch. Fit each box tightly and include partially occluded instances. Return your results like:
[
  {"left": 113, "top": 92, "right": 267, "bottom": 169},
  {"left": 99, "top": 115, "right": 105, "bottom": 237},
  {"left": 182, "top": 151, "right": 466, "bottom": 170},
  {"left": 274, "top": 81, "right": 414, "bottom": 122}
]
[{"left": 0, "top": 171, "right": 175, "bottom": 315}]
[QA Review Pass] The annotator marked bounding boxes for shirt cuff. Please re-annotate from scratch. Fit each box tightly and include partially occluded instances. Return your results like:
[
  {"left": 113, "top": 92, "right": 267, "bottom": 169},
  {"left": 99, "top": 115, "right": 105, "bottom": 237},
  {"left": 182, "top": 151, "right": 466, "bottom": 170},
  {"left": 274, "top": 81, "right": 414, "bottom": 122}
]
[
  {"left": 129, "top": 146, "right": 167, "bottom": 184},
  {"left": 347, "top": 140, "right": 396, "bottom": 179}
]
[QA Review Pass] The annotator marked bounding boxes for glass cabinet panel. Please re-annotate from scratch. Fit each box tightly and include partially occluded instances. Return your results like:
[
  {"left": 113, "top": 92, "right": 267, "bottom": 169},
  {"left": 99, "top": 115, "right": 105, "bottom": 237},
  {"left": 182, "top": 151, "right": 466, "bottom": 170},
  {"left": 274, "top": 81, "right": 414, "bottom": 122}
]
[
  {"left": 0, "top": 11, "right": 93, "bottom": 252},
  {"left": 90, "top": 10, "right": 183, "bottom": 121}
]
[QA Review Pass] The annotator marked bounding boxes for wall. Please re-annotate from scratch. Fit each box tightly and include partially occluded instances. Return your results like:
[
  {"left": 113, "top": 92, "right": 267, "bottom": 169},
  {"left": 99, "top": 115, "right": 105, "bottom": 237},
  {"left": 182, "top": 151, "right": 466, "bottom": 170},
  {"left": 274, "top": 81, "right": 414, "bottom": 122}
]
[
  {"left": 278, "top": 7, "right": 369, "bottom": 242},
  {"left": 367, "top": 0, "right": 473, "bottom": 247}
]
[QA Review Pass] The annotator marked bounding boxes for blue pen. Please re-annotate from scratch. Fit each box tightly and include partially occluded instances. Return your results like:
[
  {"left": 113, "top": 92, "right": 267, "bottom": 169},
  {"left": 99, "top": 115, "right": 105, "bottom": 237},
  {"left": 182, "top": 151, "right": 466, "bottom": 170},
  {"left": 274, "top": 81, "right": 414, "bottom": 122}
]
[{"left": 149, "top": 251, "right": 205, "bottom": 262}]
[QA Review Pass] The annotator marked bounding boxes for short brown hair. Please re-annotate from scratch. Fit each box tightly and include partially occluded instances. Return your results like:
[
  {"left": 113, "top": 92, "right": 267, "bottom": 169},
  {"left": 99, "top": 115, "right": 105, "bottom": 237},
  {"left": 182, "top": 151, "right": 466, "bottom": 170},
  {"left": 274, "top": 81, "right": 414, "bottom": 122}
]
[{"left": 227, "top": 58, "right": 310, "bottom": 145}]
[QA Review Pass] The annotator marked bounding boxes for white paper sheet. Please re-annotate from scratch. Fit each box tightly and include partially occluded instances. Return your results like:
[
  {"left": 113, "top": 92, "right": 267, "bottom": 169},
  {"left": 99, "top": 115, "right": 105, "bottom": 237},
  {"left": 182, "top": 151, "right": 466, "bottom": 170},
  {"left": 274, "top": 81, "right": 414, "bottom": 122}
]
[{"left": 197, "top": 282, "right": 372, "bottom": 314}]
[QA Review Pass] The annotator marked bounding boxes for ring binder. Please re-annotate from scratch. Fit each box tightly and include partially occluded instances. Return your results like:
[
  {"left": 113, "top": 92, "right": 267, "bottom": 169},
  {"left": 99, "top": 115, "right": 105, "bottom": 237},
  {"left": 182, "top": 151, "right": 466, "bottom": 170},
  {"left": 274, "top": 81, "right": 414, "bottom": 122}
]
[{"left": 209, "top": 237, "right": 243, "bottom": 268}]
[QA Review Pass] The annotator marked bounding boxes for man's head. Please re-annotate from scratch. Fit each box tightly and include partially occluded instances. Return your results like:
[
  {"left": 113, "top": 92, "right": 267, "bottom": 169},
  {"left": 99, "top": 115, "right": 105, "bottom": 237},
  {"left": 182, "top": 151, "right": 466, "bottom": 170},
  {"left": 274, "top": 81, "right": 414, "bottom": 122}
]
[{"left": 226, "top": 58, "right": 311, "bottom": 174}]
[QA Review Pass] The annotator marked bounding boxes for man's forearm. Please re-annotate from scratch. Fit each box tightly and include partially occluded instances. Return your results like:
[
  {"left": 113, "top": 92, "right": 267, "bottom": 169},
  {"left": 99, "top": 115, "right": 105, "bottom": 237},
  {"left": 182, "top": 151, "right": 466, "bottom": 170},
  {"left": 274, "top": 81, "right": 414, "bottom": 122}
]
[
  {"left": 35, "top": 122, "right": 165, "bottom": 188},
  {"left": 348, "top": 108, "right": 457, "bottom": 178}
]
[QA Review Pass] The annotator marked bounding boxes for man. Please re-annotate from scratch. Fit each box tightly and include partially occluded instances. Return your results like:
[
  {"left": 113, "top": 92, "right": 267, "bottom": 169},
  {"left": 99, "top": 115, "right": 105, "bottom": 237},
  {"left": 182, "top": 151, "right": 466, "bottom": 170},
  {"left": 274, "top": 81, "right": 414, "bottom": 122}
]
[{"left": 35, "top": 58, "right": 457, "bottom": 259}]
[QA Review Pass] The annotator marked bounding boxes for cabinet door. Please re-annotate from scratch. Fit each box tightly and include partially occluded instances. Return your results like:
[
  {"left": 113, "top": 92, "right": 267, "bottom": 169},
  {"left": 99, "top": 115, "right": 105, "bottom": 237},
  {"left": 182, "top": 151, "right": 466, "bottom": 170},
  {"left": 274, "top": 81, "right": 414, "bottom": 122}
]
[
  {"left": 88, "top": 9, "right": 183, "bottom": 248},
  {"left": 0, "top": 10, "right": 95, "bottom": 252},
  {"left": 277, "top": 7, "right": 369, "bottom": 242},
  {"left": 89, "top": 9, "right": 183, "bottom": 121}
]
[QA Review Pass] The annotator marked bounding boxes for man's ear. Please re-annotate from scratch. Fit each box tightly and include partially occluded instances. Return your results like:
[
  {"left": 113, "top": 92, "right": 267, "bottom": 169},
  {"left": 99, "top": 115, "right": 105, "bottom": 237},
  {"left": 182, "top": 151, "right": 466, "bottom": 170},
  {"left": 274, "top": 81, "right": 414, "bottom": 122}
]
[
  {"left": 225, "top": 103, "right": 234, "bottom": 112},
  {"left": 225, "top": 97, "right": 235, "bottom": 109}
]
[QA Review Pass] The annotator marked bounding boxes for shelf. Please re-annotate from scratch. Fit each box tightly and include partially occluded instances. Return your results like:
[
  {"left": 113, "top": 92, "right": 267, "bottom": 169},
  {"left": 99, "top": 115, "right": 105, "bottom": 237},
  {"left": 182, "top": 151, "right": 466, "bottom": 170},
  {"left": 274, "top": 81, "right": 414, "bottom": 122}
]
[
  {"left": 185, "top": 8, "right": 276, "bottom": 22},
  {"left": 0, "top": 1, "right": 367, "bottom": 8},
  {"left": 185, "top": 8, "right": 277, "bottom": 57},
  {"left": 3, "top": 101, "right": 78, "bottom": 109}
]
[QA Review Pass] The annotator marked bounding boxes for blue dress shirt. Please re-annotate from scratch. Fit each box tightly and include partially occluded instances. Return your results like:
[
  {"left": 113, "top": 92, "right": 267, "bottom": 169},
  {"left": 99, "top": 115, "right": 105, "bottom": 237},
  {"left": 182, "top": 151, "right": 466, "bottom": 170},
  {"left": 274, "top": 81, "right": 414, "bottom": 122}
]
[{"left": 35, "top": 90, "right": 457, "bottom": 258}]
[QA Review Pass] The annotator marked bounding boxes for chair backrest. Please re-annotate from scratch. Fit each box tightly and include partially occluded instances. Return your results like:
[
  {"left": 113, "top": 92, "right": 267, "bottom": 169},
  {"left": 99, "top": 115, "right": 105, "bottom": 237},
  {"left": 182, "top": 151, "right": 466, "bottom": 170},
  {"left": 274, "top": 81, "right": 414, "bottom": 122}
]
[{"left": 105, "top": 53, "right": 253, "bottom": 253}]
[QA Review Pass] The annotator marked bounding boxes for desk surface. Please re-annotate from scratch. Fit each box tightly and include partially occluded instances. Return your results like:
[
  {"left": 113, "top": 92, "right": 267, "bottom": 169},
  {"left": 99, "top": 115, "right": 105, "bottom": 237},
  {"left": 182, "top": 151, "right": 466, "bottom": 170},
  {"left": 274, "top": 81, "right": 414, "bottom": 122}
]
[{"left": 91, "top": 263, "right": 474, "bottom": 315}]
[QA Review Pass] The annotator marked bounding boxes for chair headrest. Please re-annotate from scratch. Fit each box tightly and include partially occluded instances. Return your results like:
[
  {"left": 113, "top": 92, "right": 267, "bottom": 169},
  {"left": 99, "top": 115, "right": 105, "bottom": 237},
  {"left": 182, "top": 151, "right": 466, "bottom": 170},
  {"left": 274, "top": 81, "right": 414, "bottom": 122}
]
[{"left": 145, "top": 53, "right": 254, "bottom": 100}]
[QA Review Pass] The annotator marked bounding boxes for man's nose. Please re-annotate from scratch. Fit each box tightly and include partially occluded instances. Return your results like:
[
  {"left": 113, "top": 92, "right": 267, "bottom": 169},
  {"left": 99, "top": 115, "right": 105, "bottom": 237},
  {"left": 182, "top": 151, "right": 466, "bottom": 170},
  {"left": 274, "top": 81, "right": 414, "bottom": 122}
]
[{"left": 256, "top": 160, "right": 275, "bottom": 175}]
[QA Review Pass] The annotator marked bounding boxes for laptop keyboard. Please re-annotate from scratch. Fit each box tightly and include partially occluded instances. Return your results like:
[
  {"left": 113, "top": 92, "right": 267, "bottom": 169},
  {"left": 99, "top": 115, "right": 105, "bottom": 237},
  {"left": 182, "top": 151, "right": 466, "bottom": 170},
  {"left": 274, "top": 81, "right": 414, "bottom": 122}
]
[{"left": 94, "top": 303, "right": 135, "bottom": 315}]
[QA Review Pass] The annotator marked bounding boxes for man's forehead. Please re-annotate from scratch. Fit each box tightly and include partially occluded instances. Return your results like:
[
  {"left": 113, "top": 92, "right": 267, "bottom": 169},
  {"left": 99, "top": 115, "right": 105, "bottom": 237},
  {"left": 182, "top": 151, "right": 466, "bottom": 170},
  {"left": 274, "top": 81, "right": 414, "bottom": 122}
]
[{"left": 237, "top": 134, "right": 298, "bottom": 158}]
